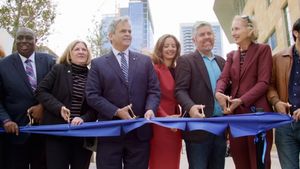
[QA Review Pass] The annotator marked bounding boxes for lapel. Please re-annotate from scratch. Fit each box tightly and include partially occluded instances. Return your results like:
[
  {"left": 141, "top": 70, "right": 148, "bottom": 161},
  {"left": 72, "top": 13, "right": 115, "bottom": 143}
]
[
  {"left": 215, "top": 55, "right": 224, "bottom": 70},
  {"left": 12, "top": 53, "right": 33, "bottom": 92},
  {"left": 66, "top": 64, "right": 73, "bottom": 96},
  {"left": 106, "top": 51, "right": 128, "bottom": 86},
  {"left": 160, "top": 64, "right": 175, "bottom": 90},
  {"left": 240, "top": 43, "right": 258, "bottom": 79},
  {"left": 230, "top": 50, "right": 241, "bottom": 97},
  {"left": 35, "top": 54, "right": 43, "bottom": 83},
  {"left": 128, "top": 50, "right": 138, "bottom": 89},
  {"left": 193, "top": 51, "right": 212, "bottom": 92},
  {"left": 161, "top": 64, "right": 173, "bottom": 82},
  {"left": 231, "top": 50, "right": 241, "bottom": 82}
]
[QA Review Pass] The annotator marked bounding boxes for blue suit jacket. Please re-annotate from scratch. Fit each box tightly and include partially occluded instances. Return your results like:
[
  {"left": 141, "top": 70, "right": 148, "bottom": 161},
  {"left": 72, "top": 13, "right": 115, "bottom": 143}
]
[
  {"left": 0, "top": 52, "right": 54, "bottom": 130},
  {"left": 86, "top": 50, "right": 160, "bottom": 141}
]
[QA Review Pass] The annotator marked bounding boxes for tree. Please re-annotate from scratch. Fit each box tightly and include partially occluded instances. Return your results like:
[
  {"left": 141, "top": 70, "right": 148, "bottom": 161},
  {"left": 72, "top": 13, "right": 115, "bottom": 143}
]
[
  {"left": 86, "top": 17, "right": 110, "bottom": 58},
  {"left": 0, "top": 0, "right": 56, "bottom": 45}
]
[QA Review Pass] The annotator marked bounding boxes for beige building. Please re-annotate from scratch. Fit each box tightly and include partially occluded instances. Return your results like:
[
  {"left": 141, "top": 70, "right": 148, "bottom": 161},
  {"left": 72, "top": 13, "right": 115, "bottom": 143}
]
[{"left": 214, "top": 0, "right": 300, "bottom": 53}]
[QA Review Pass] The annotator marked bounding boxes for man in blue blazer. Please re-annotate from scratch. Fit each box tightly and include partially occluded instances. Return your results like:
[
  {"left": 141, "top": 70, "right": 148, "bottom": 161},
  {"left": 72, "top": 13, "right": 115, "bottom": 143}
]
[
  {"left": 85, "top": 16, "right": 160, "bottom": 169},
  {"left": 0, "top": 27, "right": 55, "bottom": 169}
]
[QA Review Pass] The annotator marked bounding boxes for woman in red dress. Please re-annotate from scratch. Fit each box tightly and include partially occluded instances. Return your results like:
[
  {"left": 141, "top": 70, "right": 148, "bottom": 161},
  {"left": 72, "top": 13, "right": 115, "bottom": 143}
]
[{"left": 149, "top": 34, "right": 182, "bottom": 169}]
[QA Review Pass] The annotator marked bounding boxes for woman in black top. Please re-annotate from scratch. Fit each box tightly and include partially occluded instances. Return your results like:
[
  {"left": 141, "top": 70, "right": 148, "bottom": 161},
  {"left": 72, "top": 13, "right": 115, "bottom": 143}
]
[{"left": 35, "top": 40, "right": 94, "bottom": 169}]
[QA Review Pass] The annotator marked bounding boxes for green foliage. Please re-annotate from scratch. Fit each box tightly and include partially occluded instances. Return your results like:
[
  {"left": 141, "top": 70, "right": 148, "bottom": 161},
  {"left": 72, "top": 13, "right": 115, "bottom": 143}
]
[{"left": 0, "top": 0, "right": 56, "bottom": 45}]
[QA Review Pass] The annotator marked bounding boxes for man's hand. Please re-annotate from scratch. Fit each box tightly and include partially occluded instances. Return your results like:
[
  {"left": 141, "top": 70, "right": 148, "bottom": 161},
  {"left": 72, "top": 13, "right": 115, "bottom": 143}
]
[
  {"left": 274, "top": 101, "right": 291, "bottom": 114},
  {"left": 3, "top": 121, "right": 19, "bottom": 135},
  {"left": 144, "top": 110, "right": 155, "bottom": 120},
  {"left": 116, "top": 106, "right": 132, "bottom": 120},
  {"left": 292, "top": 109, "right": 300, "bottom": 122},
  {"left": 27, "top": 104, "right": 44, "bottom": 124},
  {"left": 189, "top": 105, "right": 205, "bottom": 118},
  {"left": 60, "top": 106, "right": 71, "bottom": 123}
]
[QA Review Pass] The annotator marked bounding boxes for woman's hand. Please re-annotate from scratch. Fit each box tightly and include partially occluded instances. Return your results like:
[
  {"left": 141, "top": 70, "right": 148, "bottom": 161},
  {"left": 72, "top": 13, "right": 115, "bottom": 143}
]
[
  {"left": 71, "top": 117, "right": 84, "bottom": 125},
  {"left": 216, "top": 92, "right": 231, "bottom": 114},
  {"left": 227, "top": 98, "right": 243, "bottom": 113},
  {"left": 60, "top": 106, "right": 71, "bottom": 123}
]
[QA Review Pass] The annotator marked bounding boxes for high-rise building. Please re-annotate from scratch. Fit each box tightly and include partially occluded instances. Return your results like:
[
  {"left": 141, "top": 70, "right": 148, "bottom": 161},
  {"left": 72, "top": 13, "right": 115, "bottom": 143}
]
[
  {"left": 100, "top": 0, "right": 154, "bottom": 52},
  {"left": 180, "top": 23, "right": 223, "bottom": 56},
  {"left": 100, "top": 14, "right": 116, "bottom": 51},
  {"left": 126, "top": 0, "right": 154, "bottom": 52},
  {"left": 119, "top": 7, "right": 128, "bottom": 16},
  {"left": 180, "top": 23, "right": 194, "bottom": 55},
  {"left": 214, "top": 0, "right": 300, "bottom": 53}
]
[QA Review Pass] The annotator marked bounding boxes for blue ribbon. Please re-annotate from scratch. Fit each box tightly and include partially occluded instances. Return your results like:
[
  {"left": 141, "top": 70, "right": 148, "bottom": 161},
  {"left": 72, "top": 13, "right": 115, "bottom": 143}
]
[
  {"left": 0, "top": 113, "right": 292, "bottom": 138},
  {"left": 254, "top": 132, "right": 267, "bottom": 164}
]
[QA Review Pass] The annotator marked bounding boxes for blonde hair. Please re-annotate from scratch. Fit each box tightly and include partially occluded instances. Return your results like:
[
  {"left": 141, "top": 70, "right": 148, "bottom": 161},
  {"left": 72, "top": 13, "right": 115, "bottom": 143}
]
[
  {"left": 233, "top": 15, "right": 259, "bottom": 42},
  {"left": 152, "top": 34, "right": 181, "bottom": 68},
  {"left": 58, "top": 40, "right": 92, "bottom": 65}
]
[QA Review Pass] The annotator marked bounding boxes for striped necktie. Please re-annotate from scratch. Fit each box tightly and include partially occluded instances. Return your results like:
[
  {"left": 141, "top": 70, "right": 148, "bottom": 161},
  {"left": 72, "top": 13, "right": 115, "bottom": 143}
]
[
  {"left": 25, "top": 59, "right": 37, "bottom": 91},
  {"left": 119, "top": 52, "right": 128, "bottom": 82}
]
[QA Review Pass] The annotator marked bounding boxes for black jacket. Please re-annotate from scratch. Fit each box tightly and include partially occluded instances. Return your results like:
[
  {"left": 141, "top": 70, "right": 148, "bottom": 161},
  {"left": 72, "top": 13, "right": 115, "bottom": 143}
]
[{"left": 35, "top": 64, "right": 96, "bottom": 125}]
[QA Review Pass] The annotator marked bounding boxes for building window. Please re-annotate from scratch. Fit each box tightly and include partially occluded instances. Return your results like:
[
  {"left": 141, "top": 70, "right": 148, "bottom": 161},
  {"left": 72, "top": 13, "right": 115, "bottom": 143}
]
[
  {"left": 267, "top": 30, "right": 277, "bottom": 50},
  {"left": 283, "top": 4, "right": 293, "bottom": 46}
]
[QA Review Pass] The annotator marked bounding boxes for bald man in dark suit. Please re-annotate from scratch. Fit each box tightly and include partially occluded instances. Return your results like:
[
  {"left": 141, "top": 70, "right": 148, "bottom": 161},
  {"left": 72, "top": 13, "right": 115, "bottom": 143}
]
[{"left": 0, "top": 27, "right": 55, "bottom": 169}]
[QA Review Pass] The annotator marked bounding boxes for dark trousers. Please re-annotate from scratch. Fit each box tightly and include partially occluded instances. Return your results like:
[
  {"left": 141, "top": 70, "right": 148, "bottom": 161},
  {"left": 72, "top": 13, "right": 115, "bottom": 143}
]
[
  {"left": 46, "top": 136, "right": 92, "bottom": 169},
  {"left": 185, "top": 132, "right": 226, "bottom": 169},
  {"left": 4, "top": 134, "right": 47, "bottom": 169},
  {"left": 96, "top": 136, "right": 150, "bottom": 169}
]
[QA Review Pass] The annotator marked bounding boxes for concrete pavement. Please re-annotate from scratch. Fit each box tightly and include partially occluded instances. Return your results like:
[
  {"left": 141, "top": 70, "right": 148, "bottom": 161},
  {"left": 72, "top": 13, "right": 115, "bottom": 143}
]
[{"left": 89, "top": 143, "right": 281, "bottom": 169}]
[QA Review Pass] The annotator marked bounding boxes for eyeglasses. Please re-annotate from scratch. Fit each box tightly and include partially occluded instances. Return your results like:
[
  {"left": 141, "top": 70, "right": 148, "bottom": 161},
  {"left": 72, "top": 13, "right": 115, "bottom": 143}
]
[{"left": 241, "top": 15, "right": 253, "bottom": 28}]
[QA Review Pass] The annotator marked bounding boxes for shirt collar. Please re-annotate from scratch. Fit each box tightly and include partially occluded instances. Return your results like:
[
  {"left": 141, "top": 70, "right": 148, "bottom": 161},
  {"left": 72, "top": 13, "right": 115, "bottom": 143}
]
[
  {"left": 19, "top": 52, "right": 36, "bottom": 63},
  {"left": 112, "top": 47, "right": 129, "bottom": 57},
  {"left": 199, "top": 51, "right": 215, "bottom": 61}
]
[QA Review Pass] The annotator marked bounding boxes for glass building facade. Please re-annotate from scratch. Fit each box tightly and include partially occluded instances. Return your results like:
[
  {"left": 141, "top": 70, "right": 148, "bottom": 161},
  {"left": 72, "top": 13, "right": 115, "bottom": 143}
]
[
  {"left": 101, "top": 0, "right": 154, "bottom": 52},
  {"left": 127, "top": 0, "right": 154, "bottom": 52}
]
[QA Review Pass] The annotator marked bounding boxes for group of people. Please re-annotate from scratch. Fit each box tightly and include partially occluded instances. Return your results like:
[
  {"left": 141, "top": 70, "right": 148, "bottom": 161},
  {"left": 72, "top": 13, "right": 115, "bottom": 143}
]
[{"left": 0, "top": 14, "right": 300, "bottom": 169}]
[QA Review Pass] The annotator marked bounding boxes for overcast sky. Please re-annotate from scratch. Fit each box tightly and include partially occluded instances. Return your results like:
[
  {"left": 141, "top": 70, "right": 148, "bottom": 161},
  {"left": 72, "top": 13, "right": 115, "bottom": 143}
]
[{"left": 47, "top": 0, "right": 235, "bottom": 56}]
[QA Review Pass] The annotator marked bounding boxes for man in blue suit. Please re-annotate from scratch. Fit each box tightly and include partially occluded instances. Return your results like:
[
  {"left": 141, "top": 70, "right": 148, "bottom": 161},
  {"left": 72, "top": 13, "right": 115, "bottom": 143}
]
[
  {"left": 0, "top": 27, "right": 55, "bottom": 169},
  {"left": 85, "top": 16, "right": 160, "bottom": 169}
]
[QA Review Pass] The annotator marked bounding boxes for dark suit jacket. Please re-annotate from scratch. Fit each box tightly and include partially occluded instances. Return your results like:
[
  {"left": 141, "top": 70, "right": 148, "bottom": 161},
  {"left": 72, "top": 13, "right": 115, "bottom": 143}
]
[
  {"left": 85, "top": 50, "right": 160, "bottom": 141},
  {"left": 216, "top": 43, "right": 272, "bottom": 114},
  {"left": 35, "top": 64, "right": 96, "bottom": 125},
  {"left": 175, "top": 50, "right": 225, "bottom": 142},
  {"left": 0, "top": 52, "right": 54, "bottom": 142}
]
